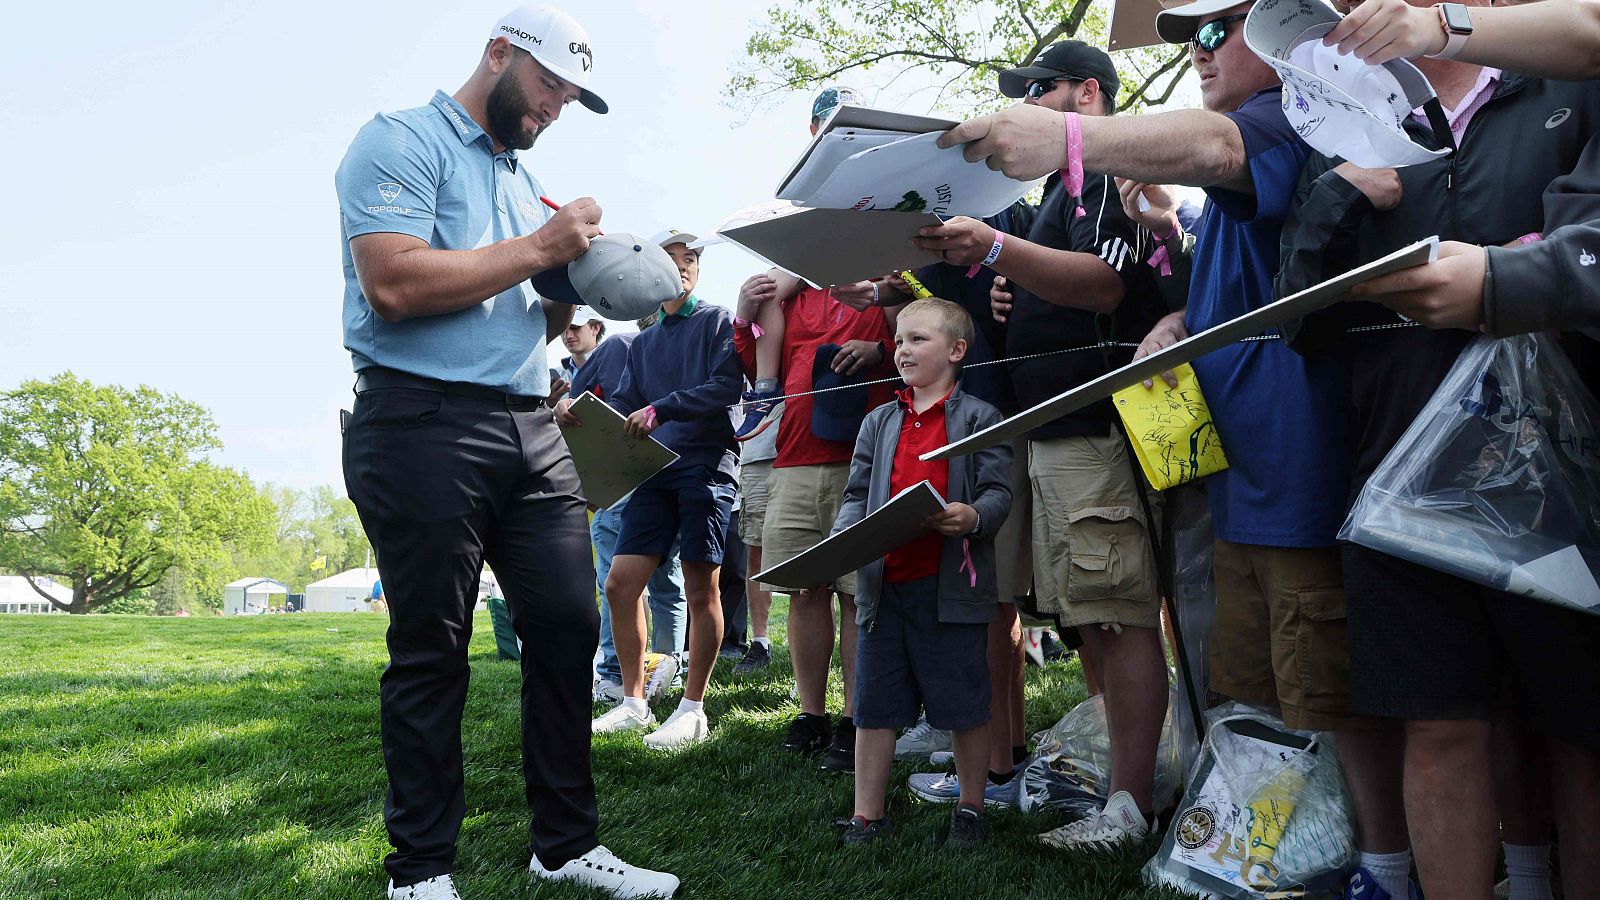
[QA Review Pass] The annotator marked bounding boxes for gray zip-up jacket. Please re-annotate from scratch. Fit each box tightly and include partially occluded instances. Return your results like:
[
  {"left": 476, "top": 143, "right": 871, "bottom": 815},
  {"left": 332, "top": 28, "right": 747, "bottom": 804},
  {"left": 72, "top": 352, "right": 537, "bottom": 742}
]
[
  {"left": 831, "top": 385, "right": 1012, "bottom": 628},
  {"left": 1485, "top": 130, "right": 1600, "bottom": 337}
]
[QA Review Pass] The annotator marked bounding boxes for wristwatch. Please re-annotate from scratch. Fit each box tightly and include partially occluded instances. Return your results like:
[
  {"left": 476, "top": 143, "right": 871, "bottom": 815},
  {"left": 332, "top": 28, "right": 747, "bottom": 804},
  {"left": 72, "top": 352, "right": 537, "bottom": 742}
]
[{"left": 1427, "top": 2, "right": 1473, "bottom": 60}]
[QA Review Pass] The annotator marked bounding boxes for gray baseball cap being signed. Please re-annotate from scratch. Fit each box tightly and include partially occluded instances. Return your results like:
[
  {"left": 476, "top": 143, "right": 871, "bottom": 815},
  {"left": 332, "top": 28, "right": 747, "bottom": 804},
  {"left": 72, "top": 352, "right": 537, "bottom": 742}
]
[{"left": 530, "top": 233, "right": 682, "bottom": 320}]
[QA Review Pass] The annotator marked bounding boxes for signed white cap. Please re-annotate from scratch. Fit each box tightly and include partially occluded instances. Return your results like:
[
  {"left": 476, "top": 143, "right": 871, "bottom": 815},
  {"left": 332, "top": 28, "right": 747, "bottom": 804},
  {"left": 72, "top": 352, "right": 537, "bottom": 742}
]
[{"left": 1244, "top": 0, "right": 1448, "bottom": 168}]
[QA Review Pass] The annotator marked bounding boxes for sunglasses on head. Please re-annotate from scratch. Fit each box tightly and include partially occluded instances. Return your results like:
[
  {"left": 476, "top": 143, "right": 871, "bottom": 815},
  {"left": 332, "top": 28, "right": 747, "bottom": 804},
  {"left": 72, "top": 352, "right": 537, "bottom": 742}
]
[
  {"left": 1192, "top": 13, "right": 1250, "bottom": 53},
  {"left": 1025, "top": 77, "right": 1081, "bottom": 100}
]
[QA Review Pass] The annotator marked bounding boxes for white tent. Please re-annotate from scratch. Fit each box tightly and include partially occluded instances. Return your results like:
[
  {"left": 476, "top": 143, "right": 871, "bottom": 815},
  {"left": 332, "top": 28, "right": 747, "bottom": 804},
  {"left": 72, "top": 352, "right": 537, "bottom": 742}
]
[
  {"left": 305, "top": 567, "right": 380, "bottom": 613},
  {"left": 224, "top": 577, "right": 289, "bottom": 616},
  {"left": 0, "top": 576, "right": 71, "bottom": 614}
]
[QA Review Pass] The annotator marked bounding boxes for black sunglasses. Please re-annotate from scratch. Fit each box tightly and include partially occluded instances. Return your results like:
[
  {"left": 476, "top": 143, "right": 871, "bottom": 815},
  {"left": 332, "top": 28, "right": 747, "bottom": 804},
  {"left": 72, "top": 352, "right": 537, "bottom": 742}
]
[
  {"left": 1192, "top": 13, "right": 1249, "bottom": 53},
  {"left": 1025, "top": 76, "right": 1082, "bottom": 100}
]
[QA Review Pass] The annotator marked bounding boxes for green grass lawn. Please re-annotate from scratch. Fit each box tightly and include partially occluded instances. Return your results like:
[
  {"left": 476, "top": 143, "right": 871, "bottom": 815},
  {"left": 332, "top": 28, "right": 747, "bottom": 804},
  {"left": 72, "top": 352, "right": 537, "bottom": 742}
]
[{"left": 0, "top": 602, "right": 1187, "bottom": 899}]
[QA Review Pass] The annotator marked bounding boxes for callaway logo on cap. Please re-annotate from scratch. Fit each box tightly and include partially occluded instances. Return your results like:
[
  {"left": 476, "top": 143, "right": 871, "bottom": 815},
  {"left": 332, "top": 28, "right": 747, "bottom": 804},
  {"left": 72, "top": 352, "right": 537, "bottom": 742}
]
[{"left": 491, "top": 5, "right": 608, "bottom": 114}]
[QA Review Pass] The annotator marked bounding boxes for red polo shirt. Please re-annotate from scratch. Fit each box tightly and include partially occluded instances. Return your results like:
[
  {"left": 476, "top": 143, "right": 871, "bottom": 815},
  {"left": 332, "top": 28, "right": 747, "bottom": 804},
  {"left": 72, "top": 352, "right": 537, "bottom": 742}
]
[
  {"left": 732, "top": 286, "right": 896, "bottom": 468},
  {"left": 883, "top": 386, "right": 952, "bottom": 584}
]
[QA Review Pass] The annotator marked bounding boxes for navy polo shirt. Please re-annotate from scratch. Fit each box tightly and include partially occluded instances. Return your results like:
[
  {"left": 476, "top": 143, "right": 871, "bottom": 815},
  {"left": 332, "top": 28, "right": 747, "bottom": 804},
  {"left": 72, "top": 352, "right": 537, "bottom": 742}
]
[
  {"left": 336, "top": 90, "right": 555, "bottom": 395},
  {"left": 1187, "top": 89, "right": 1351, "bottom": 548}
]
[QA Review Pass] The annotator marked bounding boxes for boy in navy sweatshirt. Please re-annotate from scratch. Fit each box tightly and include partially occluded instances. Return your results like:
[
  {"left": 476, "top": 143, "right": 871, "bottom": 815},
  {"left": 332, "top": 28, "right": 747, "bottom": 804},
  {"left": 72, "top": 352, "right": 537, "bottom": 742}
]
[
  {"left": 556, "top": 230, "right": 743, "bottom": 749},
  {"left": 831, "top": 297, "right": 1012, "bottom": 845}
]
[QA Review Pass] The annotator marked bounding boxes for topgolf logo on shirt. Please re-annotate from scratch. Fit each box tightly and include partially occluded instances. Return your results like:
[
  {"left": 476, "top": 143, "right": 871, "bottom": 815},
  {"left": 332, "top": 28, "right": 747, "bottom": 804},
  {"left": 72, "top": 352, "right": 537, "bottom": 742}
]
[{"left": 368, "top": 182, "right": 411, "bottom": 214}]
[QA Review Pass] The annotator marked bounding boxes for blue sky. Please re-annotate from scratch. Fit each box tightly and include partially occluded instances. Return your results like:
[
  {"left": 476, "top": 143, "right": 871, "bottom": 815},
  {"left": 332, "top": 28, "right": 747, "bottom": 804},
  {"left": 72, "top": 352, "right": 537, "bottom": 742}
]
[{"left": 0, "top": 1, "right": 1196, "bottom": 493}]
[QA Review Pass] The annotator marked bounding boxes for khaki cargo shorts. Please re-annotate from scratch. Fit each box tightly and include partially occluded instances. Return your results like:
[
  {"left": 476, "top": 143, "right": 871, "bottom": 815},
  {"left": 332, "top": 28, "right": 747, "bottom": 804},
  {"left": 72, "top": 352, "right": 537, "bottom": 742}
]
[
  {"left": 737, "top": 461, "right": 774, "bottom": 546},
  {"left": 760, "top": 462, "right": 855, "bottom": 596},
  {"left": 1209, "top": 539, "right": 1374, "bottom": 732},
  {"left": 1029, "top": 434, "right": 1161, "bottom": 629}
]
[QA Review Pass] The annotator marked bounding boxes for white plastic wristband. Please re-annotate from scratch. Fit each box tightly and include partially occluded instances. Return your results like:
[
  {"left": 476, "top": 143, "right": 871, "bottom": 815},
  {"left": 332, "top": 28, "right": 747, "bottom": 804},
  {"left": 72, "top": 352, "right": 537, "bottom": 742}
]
[{"left": 981, "top": 232, "right": 1005, "bottom": 267}]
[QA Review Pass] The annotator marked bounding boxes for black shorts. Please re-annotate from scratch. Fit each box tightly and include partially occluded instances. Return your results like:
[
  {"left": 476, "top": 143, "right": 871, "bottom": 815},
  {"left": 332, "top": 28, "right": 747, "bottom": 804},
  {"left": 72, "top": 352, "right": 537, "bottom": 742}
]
[
  {"left": 615, "top": 464, "right": 736, "bottom": 565},
  {"left": 1343, "top": 543, "right": 1600, "bottom": 751},
  {"left": 853, "top": 576, "right": 991, "bottom": 732}
]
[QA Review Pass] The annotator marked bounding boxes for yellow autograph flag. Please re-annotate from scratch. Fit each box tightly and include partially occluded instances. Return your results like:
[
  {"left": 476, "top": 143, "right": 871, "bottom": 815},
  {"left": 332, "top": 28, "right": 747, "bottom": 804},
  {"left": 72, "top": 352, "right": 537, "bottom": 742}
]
[{"left": 1112, "top": 363, "right": 1228, "bottom": 490}]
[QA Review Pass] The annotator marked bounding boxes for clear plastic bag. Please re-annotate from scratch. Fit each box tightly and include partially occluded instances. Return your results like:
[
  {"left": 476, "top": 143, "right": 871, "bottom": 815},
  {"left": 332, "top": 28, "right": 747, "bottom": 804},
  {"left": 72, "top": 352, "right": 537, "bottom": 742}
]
[
  {"left": 1142, "top": 703, "right": 1355, "bottom": 899},
  {"left": 1018, "top": 690, "right": 1185, "bottom": 819},
  {"left": 1341, "top": 334, "right": 1600, "bottom": 614}
]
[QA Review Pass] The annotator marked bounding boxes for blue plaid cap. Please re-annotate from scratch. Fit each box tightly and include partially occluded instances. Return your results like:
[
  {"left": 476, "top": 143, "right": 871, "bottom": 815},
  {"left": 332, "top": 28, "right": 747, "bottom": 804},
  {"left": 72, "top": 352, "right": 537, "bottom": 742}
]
[{"left": 811, "top": 86, "right": 862, "bottom": 122}]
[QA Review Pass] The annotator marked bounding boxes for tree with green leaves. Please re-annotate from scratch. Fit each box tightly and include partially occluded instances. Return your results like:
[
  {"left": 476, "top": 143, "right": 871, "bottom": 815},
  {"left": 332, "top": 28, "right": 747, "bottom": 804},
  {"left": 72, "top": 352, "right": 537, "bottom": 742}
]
[
  {"left": 0, "top": 373, "right": 275, "bottom": 614},
  {"left": 230, "top": 483, "right": 371, "bottom": 594},
  {"left": 726, "top": 0, "right": 1190, "bottom": 117}
]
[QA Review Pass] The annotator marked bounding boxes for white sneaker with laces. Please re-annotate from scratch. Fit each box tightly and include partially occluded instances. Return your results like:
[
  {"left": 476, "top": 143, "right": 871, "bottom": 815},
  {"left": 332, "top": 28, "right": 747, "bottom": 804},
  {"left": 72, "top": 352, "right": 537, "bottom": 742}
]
[
  {"left": 894, "top": 717, "right": 953, "bottom": 759},
  {"left": 1037, "top": 790, "right": 1153, "bottom": 852},
  {"left": 592, "top": 702, "right": 655, "bottom": 734},
  {"left": 387, "top": 874, "right": 461, "bottom": 900},
  {"left": 531, "top": 845, "right": 680, "bottom": 898},
  {"left": 642, "top": 707, "right": 709, "bottom": 750}
]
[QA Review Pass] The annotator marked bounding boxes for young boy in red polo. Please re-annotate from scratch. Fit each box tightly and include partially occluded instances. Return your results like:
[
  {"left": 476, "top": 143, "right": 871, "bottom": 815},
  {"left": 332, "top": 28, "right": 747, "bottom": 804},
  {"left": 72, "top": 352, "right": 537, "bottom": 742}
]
[{"left": 831, "top": 297, "right": 1013, "bottom": 845}]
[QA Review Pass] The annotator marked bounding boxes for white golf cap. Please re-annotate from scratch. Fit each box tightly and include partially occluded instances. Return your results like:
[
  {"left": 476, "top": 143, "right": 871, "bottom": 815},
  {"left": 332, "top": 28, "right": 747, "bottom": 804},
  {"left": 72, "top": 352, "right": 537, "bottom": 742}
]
[
  {"left": 1155, "top": 0, "right": 1254, "bottom": 45},
  {"left": 490, "top": 5, "right": 607, "bottom": 114},
  {"left": 652, "top": 229, "right": 701, "bottom": 250},
  {"left": 529, "top": 233, "right": 682, "bottom": 320},
  {"left": 569, "top": 305, "right": 604, "bottom": 324},
  {"left": 1244, "top": 0, "right": 1449, "bottom": 168}
]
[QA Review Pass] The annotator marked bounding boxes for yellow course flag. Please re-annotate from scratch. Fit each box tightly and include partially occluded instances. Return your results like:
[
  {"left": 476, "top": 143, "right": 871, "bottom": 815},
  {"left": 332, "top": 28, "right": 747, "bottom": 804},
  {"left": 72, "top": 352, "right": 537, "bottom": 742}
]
[
  {"left": 1111, "top": 363, "right": 1228, "bottom": 490},
  {"left": 309, "top": 555, "right": 327, "bottom": 572}
]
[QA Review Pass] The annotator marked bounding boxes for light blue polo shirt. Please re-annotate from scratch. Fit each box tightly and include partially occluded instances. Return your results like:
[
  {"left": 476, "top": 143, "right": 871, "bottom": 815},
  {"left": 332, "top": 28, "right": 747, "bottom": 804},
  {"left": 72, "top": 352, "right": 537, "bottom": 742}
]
[{"left": 336, "top": 90, "right": 554, "bottom": 395}]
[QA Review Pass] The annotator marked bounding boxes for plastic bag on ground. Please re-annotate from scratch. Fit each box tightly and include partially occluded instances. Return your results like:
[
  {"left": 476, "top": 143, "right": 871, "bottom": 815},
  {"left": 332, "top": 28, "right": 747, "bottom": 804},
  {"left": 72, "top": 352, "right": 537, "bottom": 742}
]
[
  {"left": 1341, "top": 334, "right": 1600, "bottom": 614},
  {"left": 1142, "top": 703, "right": 1355, "bottom": 899},
  {"left": 1018, "top": 689, "right": 1185, "bottom": 818}
]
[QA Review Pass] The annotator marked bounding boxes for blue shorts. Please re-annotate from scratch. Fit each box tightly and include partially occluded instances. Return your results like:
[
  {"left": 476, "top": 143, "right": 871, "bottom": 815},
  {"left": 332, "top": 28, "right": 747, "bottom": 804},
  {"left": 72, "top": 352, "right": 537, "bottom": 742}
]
[
  {"left": 615, "top": 465, "right": 736, "bottom": 565},
  {"left": 854, "top": 576, "right": 991, "bottom": 732}
]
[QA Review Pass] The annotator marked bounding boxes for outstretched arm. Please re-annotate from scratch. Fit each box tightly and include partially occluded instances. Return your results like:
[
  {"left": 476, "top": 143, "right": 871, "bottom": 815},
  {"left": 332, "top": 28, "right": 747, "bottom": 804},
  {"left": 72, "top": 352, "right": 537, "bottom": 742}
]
[
  {"left": 1323, "top": 0, "right": 1600, "bottom": 76},
  {"left": 936, "top": 105, "right": 1254, "bottom": 195}
]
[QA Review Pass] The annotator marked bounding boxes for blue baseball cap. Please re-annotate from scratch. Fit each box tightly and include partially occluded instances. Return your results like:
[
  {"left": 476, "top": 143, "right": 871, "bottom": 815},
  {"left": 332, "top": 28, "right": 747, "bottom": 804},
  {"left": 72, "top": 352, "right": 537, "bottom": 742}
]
[{"left": 811, "top": 85, "right": 863, "bottom": 122}]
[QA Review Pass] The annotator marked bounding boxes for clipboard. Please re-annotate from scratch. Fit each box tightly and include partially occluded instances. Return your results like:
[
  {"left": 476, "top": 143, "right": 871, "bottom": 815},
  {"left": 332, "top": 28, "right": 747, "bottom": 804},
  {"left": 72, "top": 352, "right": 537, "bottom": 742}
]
[
  {"left": 558, "top": 392, "right": 679, "bottom": 509},
  {"left": 753, "top": 480, "right": 946, "bottom": 589},
  {"left": 922, "top": 237, "right": 1440, "bottom": 461}
]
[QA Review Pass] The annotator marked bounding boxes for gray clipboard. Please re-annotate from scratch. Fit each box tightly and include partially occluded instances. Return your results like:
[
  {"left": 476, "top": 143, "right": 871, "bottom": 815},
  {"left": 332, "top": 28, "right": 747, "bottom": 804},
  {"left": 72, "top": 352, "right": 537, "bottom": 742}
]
[{"left": 922, "top": 237, "right": 1439, "bottom": 461}]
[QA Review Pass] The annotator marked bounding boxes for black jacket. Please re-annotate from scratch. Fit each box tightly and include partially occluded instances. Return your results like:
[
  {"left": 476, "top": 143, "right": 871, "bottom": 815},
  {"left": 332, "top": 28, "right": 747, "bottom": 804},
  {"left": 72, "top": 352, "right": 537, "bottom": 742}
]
[
  {"left": 1277, "top": 73, "right": 1600, "bottom": 495},
  {"left": 1485, "top": 130, "right": 1600, "bottom": 337}
]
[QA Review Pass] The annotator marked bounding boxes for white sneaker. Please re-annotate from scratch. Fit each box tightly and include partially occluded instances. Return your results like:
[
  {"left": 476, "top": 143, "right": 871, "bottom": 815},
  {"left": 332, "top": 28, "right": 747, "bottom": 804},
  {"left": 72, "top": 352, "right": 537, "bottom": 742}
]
[
  {"left": 642, "top": 653, "right": 679, "bottom": 702},
  {"left": 642, "top": 707, "right": 709, "bottom": 750},
  {"left": 592, "top": 702, "right": 655, "bottom": 734},
  {"left": 1037, "top": 790, "right": 1153, "bottom": 852},
  {"left": 894, "top": 717, "right": 953, "bottom": 759},
  {"left": 593, "top": 679, "right": 624, "bottom": 704},
  {"left": 530, "top": 845, "right": 679, "bottom": 899},
  {"left": 387, "top": 874, "right": 461, "bottom": 900}
]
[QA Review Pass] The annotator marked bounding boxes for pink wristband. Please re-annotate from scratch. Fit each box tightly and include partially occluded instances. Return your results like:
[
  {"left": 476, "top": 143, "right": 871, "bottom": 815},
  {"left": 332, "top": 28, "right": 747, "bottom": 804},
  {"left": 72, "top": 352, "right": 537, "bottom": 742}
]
[
  {"left": 1516, "top": 233, "right": 1543, "bottom": 245},
  {"left": 966, "top": 232, "right": 1005, "bottom": 277},
  {"left": 1062, "top": 112, "right": 1086, "bottom": 219},
  {"left": 732, "top": 316, "right": 765, "bottom": 339},
  {"left": 643, "top": 405, "right": 658, "bottom": 430}
]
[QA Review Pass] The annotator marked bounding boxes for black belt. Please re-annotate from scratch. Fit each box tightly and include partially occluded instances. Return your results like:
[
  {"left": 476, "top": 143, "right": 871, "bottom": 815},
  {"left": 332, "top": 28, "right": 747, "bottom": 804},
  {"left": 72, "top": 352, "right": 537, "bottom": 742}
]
[{"left": 354, "top": 366, "right": 546, "bottom": 405}]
